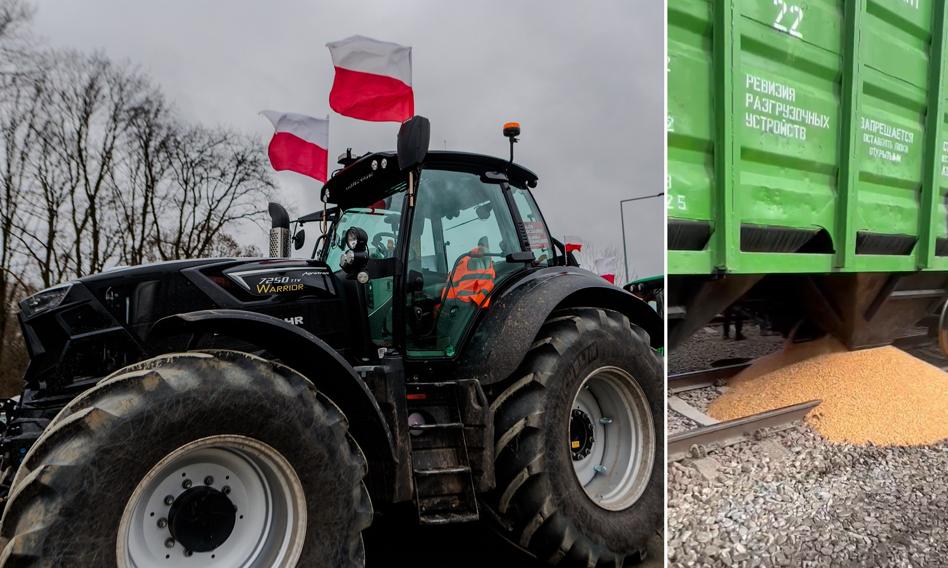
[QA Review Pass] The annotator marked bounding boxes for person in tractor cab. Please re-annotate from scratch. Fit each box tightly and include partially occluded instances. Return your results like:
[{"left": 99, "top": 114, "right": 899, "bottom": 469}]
[
  {"left": 430, "top": 235, "right": 498, "bottom": 349},
  {"left": 442, "top": 235, "right": 496, "bottom": 308}
]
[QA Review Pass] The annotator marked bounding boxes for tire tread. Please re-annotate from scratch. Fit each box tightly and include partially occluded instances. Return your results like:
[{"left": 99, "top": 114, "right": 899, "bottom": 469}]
[
  {"left": 0, "top": 350, "right": 371, "bottom": 567},
  {"left": 488, "top": 307, "right": 659, "bottom": 567}
]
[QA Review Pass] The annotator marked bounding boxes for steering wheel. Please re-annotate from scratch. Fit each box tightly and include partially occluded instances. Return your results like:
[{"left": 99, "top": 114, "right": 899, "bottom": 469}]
[{"left": 371, "top": 232, "right": 397, "bottom": 258}]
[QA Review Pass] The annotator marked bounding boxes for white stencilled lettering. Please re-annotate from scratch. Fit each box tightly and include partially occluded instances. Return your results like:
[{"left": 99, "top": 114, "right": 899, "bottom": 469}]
[
  {"left": 666, "top": 194, "right": 687, "bottom": 212},
  {"left": 773, "top": 0, "right": 805, "bottom": 39},
  {"left": 860, "top": 117, "right": 916, "bottom": 164},
  {"left": 743, "top": 74, "right": 830, "bottom": 141}
]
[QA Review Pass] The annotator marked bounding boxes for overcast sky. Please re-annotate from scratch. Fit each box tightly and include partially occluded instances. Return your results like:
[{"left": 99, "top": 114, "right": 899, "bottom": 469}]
[{"left": 31, "top": 0, "right": 663, "bottom": 280}]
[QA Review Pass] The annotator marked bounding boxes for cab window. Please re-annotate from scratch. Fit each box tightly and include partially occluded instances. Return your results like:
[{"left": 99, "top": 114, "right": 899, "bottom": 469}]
[
  {"left": 327, "top": 192, "right": 405, "bottom": 346},
  {"left": 404, "top": 169, "right": 521, "bottom": 357},
  {"left": 511, "top": 188, "right": 554, "bottom": 266}
]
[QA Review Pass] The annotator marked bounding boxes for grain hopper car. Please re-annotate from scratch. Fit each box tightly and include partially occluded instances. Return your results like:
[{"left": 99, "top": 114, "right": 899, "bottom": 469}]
[{"left": 668, "top": 0, "right": 948, "bottom": 352}]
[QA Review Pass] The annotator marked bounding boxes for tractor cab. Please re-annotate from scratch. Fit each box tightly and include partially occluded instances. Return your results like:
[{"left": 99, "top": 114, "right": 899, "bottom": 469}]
[{"left": 284, "top": 118, "right": 558, "bottom": 361}]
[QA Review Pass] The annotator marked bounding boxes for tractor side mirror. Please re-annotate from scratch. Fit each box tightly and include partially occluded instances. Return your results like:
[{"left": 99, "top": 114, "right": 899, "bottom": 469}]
[
  {"left": 293, "top": 228, "right": 306, "bottom": 250},
  {"left": 397, "top": 115, "right": 430, "bottom": 170},
  {"left": 407, "top": 269, "right": 425, "bottom": 293}
]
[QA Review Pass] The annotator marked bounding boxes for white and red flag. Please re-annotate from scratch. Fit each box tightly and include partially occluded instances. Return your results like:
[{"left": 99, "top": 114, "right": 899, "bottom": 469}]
[
  {"left": 594, "top": 256, "right": 618, "bottom": 285},
  {"left": 261, "top": 111, "right": 329, "bottom": 182},
  {"left": 562, "top": 234, "right": 584, "bottom": 254},
  {"left": 326, "top": 35, "right": 414, "bottom": 122}
]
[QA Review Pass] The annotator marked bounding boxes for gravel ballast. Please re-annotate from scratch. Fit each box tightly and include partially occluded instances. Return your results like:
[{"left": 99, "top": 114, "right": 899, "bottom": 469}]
[
  {"left": 667, "top": 426, "right": 948, "bottom": 567},
  {"left": 669, "top": 326, "right": 783, "bottom": 374},
  {"left": 668, "top": 326, "right": 783, "bottom": 435},
  {"left": 668, "top": 332, "right": 948, "bottom": 567}
]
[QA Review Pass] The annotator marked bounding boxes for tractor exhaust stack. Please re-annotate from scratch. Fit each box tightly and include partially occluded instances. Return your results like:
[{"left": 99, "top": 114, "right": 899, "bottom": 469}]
[{"left": 268, "top": 202, "right": 290, "bottom": 258}]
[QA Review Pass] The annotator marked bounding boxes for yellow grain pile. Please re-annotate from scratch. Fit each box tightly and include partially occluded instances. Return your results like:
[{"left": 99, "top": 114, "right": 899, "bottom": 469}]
[{"left": 708, "top": 337, "right": 948, "bottom": 446}]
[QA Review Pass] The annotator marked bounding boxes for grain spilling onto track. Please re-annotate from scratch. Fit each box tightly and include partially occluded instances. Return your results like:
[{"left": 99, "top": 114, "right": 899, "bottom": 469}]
[{"left": 708, "top": 337, "right": 948, "bottom": 445}]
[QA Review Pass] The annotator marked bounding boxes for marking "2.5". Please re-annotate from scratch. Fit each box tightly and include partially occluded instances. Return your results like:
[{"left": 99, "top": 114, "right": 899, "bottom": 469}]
[
  {"left": 773, "top": 0, "right": 804, "bottom": 39},
  {"left": 666, "top": 193, "right": 687, "bottom": 211}
]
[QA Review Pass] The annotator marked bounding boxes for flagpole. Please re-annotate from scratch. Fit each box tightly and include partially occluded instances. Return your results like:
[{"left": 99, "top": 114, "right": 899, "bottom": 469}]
[{"left": 619, "top": 192, "right": 664, "bottom": 284}]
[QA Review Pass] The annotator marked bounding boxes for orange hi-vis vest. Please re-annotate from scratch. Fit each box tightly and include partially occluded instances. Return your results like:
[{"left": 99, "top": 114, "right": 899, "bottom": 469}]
[{"left": 444, "top": 248, "right": 496, "bottom": 307}]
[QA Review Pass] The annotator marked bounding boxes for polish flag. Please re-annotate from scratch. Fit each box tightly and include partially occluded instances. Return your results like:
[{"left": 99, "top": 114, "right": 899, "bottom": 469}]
[
  {"left": 327, "top": 35, "right": 414, "bottom": 123},
  {"left": 594, "top": 256, "right": 618, "bottom": 285},
  {"left": 563, "top": 234, "right": 585, "bottom": 255},
  {"left": 261, "top": 111, "right": 329, "bottom": 182}
]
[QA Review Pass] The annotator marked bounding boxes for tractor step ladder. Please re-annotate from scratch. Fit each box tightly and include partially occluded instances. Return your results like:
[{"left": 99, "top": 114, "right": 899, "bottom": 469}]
[{"left": 406, "top": 382, "right": 480, "bottom": 525}]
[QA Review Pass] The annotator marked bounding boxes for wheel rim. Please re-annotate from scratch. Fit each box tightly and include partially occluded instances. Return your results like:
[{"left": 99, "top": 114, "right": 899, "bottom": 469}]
[
  {"left": 117, "top": 435, "right": 307, "bottom": 568},
  {"left": 569, "top": 366, "right": 655, "bottom": 511}
]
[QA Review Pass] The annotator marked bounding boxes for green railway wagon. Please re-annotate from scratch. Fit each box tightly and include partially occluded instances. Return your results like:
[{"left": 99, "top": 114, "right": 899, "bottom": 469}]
[{"left": 667, "top": 0, "right": 948, "bottom": 350}]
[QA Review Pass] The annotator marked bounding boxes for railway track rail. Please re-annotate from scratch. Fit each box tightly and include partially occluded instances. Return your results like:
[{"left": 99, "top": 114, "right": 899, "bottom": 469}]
[
  {"left": 667, "top": 362, "right": 749, "bottom": 394},
  {"left": 667, "top": 365, "right": 820, "bottom": 462},
  {"left": 667, "top": 400, "right": 821, "bottom": 462}
]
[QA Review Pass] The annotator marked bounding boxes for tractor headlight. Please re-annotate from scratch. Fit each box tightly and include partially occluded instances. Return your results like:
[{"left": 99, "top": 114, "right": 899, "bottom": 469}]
[{"left": 23, "top": 283, "right": 72, "bottom": 316}]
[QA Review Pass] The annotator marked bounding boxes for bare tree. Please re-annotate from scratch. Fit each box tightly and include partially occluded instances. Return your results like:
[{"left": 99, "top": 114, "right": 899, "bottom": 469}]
[
  {"left": 0, "top": 1, "right": 38, "bottom": 377},
  {"left": 0, "top": 12, "right": 275, "bottom": 386},
  {"left": 0, "top": 58, "right": 40, "bottom": 370},
  {"left": 206, "top": 233, "right": 261, "bottom": 258},
  {"left": 19, "top": 107, "right": 74, "bottom": 287},
  {"left": 156, "top": 128, "right": 272, "bottom": 260},
  {"left": 17, "top": 50, "right": 273, "bottom": 280},
  {"left": 58, "top": 54, "right": 144, "bottom": 276},
  {"left": 110, "top": 91, "right": 173, "bottom": 266},
  {"left": 0, "top": 0, "right": 31, "bottom": 54}
]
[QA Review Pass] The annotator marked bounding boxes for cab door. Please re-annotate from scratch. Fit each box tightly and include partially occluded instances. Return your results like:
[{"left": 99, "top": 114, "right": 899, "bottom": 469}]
[{"left": 403, "top": 168, "right": 529, "bottom": 357}]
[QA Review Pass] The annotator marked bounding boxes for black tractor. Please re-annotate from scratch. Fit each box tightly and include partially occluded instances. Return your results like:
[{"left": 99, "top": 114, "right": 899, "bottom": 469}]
[{"left": 0, "top": 117, "right": 663, "bottom": 567}]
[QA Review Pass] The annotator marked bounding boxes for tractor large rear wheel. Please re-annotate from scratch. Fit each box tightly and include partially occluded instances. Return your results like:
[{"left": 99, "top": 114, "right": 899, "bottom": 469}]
[
  {"left": 488, "top": 308, "right": 662, "bottom": 566},
  {"left": 0, "top": 350, "right": 372, "bottom": 567}
]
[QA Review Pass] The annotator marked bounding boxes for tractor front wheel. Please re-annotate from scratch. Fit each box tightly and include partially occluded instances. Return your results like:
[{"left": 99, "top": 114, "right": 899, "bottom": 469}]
[
  {"left": 488, "top": 308, "right": 662, "bottom": 566},
  {"left": 0, "top": 350, "right": 372, "bottom": 567}
]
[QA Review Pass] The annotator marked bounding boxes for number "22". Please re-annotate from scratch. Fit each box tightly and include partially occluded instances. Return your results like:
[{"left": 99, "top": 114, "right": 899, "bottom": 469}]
[{"left": 773, "top": 0, "right": 804, "bottom": 39}]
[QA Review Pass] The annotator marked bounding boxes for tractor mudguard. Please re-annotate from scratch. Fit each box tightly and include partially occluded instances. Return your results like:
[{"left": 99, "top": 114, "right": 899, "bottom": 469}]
[
  {"left": 456, "top": 267, "right": 662, "bottom": 386},
  {"left": 147, "top": 310, "right": 397, "bottom": 488}
]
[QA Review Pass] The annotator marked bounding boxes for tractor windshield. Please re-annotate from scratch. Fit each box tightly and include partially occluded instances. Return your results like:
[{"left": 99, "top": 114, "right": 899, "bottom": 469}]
[
  {"left": 325, "top": 192, "right": 405, "bottom": 269},
  {"left": 323, "top": 190, "right": 406, "bottom": 348}
]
